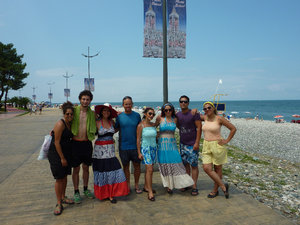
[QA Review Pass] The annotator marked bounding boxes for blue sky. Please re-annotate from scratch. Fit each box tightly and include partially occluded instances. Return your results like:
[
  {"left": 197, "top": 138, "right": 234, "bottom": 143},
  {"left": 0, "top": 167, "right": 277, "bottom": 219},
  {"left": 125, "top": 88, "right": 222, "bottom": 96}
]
[{"left": 1, "top": 0, "right": 300, "bottom": 103}]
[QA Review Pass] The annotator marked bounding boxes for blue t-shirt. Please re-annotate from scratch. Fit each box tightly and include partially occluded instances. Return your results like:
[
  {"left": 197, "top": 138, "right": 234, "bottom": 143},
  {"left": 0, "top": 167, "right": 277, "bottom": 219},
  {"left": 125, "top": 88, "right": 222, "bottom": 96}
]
[{"left": 115, "top": 111, "right": 141, "bottom": 150}]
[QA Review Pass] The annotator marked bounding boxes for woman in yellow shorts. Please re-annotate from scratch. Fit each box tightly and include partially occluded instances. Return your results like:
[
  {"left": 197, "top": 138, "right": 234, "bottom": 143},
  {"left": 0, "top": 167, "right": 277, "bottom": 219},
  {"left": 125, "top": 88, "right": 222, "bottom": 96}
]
[{"left": 202, "top": 102, "right": 236, "bottom": 199}]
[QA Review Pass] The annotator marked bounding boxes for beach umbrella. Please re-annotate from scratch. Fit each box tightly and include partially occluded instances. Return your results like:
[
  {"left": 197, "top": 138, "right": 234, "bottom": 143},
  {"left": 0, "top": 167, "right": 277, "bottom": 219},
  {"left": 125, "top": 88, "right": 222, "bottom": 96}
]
[
  {"left": 274, "top": 115, "right": 283, "bottom": 118},
  {"left": 292, "top": 114, "right": 300, "bottom": 118}
]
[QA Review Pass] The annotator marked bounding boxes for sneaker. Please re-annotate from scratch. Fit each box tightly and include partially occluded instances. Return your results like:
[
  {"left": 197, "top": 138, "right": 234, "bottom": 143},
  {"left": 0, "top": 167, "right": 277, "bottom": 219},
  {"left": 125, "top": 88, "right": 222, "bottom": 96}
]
[
  {"left": 74, "top": 193, "right": 82, "bottom": 204},
  {"left": 83, "top": 189, "right": 95, "bottom": 199}
]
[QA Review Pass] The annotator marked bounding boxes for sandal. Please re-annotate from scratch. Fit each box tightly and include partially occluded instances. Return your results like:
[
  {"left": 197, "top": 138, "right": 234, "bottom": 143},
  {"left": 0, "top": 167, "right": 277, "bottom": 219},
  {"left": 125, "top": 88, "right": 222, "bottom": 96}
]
[
  {"left": 180, "top": 186, "right": 191, "bottom": 192},
  {"left": 135, "top": 188, "right": 143, "bottom": 194},
  {"left": 143, "top": 188, "right": 156, "bottom": 194},
  {"left": 62, "top": 196, "right": 75, "bottom": 204},
  {"left": 53, "top": 204, "right": 63, "bottom": 216},
  {"left": 148, "top": 194, "right": 155, "bottom": 201},
  {"left": 207, "top": 191, "right": 219, "bottom": 198},
  {"left": 167, "top": 189, "right": 173, "bottom": 194},
  {"left": 223, "top": 183, "right": 229, "bottom": 199},
  {"left": 191, "top": 189, "right": 199, "bottom": 196},
  {"left": 110, "top": 198, "right": 117, "bottom": 204}
]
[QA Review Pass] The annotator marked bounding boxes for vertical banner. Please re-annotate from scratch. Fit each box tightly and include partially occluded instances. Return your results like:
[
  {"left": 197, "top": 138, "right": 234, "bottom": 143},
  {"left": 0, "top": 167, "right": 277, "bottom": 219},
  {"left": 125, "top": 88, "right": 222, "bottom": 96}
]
[
  {"left": 144, "top": 0, "right": 186, "bottom": 58},
  {"left": 64, "top": 89, "right": 70, "bottom": 97},
  {"left": 143, "top": 0, "right": 163, "bottom": 58},
  {"left": 32, "top": 94, "right": 36, "bottom": 101},
  {"left": 84, "top": 78, "right": 95, "bottom": 92},
  {"left": 48, "top": 93, "right": 53, "bottom": 99},
  {"left": 167, "top": 0, "right": 186, "bottom": 58}
]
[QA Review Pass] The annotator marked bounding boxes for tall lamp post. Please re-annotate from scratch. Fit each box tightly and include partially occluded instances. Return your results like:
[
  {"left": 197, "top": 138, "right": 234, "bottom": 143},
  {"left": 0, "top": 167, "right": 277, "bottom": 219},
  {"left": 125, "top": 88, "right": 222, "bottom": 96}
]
[
  {"left": 47, "top": 82, "right": 55, "bottom": 105},
  {"left": 82, "top": 47, "right": 100, "bottom": 91},
  {"left": 63, "top": 72, "right": 73, "bottom": 101},
  {"left": 162, "top": 0, "right": 168, "bottom": 104},
  {"left": 31, "top": 86, "right": 37, "bottom": 103}
]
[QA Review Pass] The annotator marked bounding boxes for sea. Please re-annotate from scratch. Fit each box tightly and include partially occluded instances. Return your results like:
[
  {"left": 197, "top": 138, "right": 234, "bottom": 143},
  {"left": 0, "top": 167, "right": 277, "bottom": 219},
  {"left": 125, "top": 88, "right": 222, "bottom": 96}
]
[{"left": 90, "top": 100, "right": 300, "bottom": 122}]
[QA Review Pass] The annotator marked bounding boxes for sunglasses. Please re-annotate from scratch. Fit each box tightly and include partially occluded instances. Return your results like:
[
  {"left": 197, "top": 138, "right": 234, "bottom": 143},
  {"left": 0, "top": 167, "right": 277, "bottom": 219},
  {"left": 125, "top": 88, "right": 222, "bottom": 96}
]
[
  {"left": 179, "top": 100, "right": 189, "bottom": 104},
  {"left": 65, "top": 113, "right": 73, "bottom": 116},
  {"left": 148, "top": 112, "right": 155, "bottom": 116},
  {"left": 203, "top": 106, "right": 212, "bottom": 111},
  {"left": 164, "top": 109, "right": 172, "bottom": 112}
]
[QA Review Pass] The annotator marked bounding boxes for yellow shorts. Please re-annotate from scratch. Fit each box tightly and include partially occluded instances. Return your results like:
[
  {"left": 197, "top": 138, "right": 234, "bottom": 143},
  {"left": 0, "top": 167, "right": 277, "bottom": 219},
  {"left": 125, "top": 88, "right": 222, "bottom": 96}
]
[{"left": 201, "top": 140, "right": 227, "bottom": 165}]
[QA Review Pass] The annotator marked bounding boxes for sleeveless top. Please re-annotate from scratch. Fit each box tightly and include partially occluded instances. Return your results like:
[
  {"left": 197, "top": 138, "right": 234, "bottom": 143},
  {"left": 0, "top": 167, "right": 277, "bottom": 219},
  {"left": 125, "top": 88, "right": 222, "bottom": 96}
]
[
  {"left": 98, "top": 121, "right": 115, "bottom": 138},
  {"left": 159, "top": 117, "right": 176, "bottom": 134},
  {"left": 50, "top": 119, "right": 73, "bottom": 154},
  {"left": 141, "top": 123, "right": 157, "bottom": 148},
  {"left": 202, "top": 118, "right": 222, "bottom": 141},
  {"left": 93, "top": 120, "right": 115, "bottom": 159}
]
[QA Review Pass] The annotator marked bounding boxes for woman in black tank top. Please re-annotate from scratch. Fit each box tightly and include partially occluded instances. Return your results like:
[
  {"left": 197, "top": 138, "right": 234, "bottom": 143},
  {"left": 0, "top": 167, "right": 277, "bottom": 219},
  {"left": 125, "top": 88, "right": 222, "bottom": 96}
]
[{"left": 48, "top": 102, "right": 74, "bottom": 215}]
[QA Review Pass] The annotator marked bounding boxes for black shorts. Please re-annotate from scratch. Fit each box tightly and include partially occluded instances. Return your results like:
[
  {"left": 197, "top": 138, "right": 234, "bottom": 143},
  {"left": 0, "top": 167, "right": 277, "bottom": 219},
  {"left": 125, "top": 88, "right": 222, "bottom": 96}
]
[
  {"left": 71, "top": 140, "right": 93, "bottom": 167},
  {"left": 119, "top": 149, "right": 141, "bottom": 166},
  {"left": 48, "top": 146, "right": 72, "bottom": 180}
]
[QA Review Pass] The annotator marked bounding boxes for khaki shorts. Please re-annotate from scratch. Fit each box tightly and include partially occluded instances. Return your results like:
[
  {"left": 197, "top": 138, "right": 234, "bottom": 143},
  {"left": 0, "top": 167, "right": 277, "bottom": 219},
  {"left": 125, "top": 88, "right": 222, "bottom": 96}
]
[{"left": 201, "top": 140, "right": 227, "bottom": 165}]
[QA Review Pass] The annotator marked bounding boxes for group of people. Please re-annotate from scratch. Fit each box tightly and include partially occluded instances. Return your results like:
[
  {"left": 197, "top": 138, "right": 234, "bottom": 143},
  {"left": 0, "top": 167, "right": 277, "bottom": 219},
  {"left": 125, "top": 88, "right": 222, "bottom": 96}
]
[
  {"left": 29, "top": 103, "right": 43, "bottom": 115},
  {"left": 48, "top": 90, "right": 236, "bottom": 216}
]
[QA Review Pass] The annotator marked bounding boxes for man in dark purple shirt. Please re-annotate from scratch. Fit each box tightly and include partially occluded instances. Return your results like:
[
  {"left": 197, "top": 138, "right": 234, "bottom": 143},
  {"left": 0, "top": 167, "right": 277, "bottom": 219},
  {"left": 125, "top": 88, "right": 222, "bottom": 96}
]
[{"left": 176, "top": 95, "right": 202, "bottom": 196}]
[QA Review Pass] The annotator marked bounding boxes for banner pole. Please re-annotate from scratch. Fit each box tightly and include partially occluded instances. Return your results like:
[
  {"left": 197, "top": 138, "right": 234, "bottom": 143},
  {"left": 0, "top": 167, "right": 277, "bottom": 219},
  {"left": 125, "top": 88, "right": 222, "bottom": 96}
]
[{"left": 163, "top": 0, "right": 168, "bottom": 104}]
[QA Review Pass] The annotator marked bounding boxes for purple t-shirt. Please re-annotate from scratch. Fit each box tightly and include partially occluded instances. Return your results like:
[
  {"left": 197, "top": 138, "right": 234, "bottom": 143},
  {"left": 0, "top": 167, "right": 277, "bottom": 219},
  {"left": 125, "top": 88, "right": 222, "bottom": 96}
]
[{"left": 176, "top": 110, "right": 201, "bottom": 146}]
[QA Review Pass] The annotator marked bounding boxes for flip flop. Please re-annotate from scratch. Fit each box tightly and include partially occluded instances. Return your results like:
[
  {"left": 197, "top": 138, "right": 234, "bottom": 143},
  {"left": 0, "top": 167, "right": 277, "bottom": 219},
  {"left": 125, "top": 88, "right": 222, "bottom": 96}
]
[
  {"left": 167, "top": 189, "right": 173, "bottom": 194},
  {"left": 110, "top": 198, "right": 117, "bottom": 204},
  {"left": 180, "top": 186, "right": 191, "bottom": 192},
  {"left": 143, "top": 188, "right": 156, "bottom": 194},
  {"left": 207, "top": 191, "right": 219, "bottom": 198},
  {"left": 191, "top": 189, "right": 199, "bottom": 196},
  {"left": 148, "top": 194, "right": 155, "bottom": 201},
  {"left": 135, "top": 188, "right": 143, "bottom": 194}
]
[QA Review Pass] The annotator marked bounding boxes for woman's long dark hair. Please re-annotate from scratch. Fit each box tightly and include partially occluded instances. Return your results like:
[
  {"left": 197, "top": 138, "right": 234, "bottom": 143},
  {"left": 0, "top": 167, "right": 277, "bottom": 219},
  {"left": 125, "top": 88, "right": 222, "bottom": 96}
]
[{"left": 161, "top": 103, "right": 175, "bottom": 118}]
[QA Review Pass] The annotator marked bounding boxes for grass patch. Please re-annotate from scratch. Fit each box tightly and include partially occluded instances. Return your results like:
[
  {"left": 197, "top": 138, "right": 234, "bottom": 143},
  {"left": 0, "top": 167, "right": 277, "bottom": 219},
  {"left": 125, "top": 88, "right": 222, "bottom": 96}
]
[
  {"left": 272, "top": 187, "right": 280, "bottom": 191},
  {"left": 227, "top": 145, "right": 270, "bottom": 165},
  {"left": 234, "top": 174, "right": 252, "bottom": 183},
  {"left": 257, "top": 182, "right": 267, "bottom": 189},
  {"left": 222, "top": 168, "right": 232, "bottom": 176},
  {"left": 287, "top": 206, "right": 298, "bottom": 214},
  {"left": 273, "top": 180, "right": 287, "bottom": 186}
]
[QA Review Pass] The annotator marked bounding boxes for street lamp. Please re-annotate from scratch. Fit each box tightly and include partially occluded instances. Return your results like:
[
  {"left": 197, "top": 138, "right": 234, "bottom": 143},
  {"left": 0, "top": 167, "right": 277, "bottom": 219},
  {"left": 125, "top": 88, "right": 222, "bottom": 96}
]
[
  {"left": 82, "top": 47, "right": 100, "bottom": 91},
  {"left": 47, "top": 82, "right": 55, "bottom": 105},
  {"left": 31, "top": 86, "right": 37, "bottom": 103},
  {"left": 63, "top": 72, "right": 73, "bottom": 101}
]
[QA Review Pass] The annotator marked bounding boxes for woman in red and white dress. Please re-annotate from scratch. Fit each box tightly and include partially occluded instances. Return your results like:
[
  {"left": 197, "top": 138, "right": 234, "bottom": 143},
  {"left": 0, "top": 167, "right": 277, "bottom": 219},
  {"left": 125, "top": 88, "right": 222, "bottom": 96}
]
[{"left": 93, "top": 103, "right": 129, "bottom": 203}]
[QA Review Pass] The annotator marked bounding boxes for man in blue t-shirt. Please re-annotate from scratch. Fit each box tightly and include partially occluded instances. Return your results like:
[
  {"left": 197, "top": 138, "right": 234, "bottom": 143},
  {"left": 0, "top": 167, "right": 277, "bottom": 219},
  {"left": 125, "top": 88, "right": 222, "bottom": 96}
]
[
  {"left": 176, "top": 95, "right": 202, "bottom": 196},
  {"left": 115, "top": 96, "right": 142, "bottom": 193}
]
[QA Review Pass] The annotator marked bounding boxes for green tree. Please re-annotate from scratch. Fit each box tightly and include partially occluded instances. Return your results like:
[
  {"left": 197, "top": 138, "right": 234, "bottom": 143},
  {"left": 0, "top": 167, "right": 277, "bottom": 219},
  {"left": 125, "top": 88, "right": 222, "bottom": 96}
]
[
  {"left": 0, "top": 42, "right": 29, "bottom": 111},
  {"left": 8, "top": 96, "right": 31, "bottom": 109},
  {"left": 8, "top": 96, "right": 20, "bottom": 107}
]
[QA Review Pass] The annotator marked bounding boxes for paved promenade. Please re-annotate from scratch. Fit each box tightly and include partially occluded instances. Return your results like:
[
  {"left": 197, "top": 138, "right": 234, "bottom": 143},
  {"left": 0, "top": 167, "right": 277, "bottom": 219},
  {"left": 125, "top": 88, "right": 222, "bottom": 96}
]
[{"left": 0, "top": 109, "right": 295, "bottom": 225}]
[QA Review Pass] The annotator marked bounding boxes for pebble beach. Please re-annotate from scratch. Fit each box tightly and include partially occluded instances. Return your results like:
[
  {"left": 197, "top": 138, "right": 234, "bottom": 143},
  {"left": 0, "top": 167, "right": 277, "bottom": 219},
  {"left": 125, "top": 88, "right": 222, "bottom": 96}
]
[
  {"left": 221, "top": 118, "right": 300, "bottom": 163},
  {"left": 219, "top": 118, "right": 300, "bottom": 223}
]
